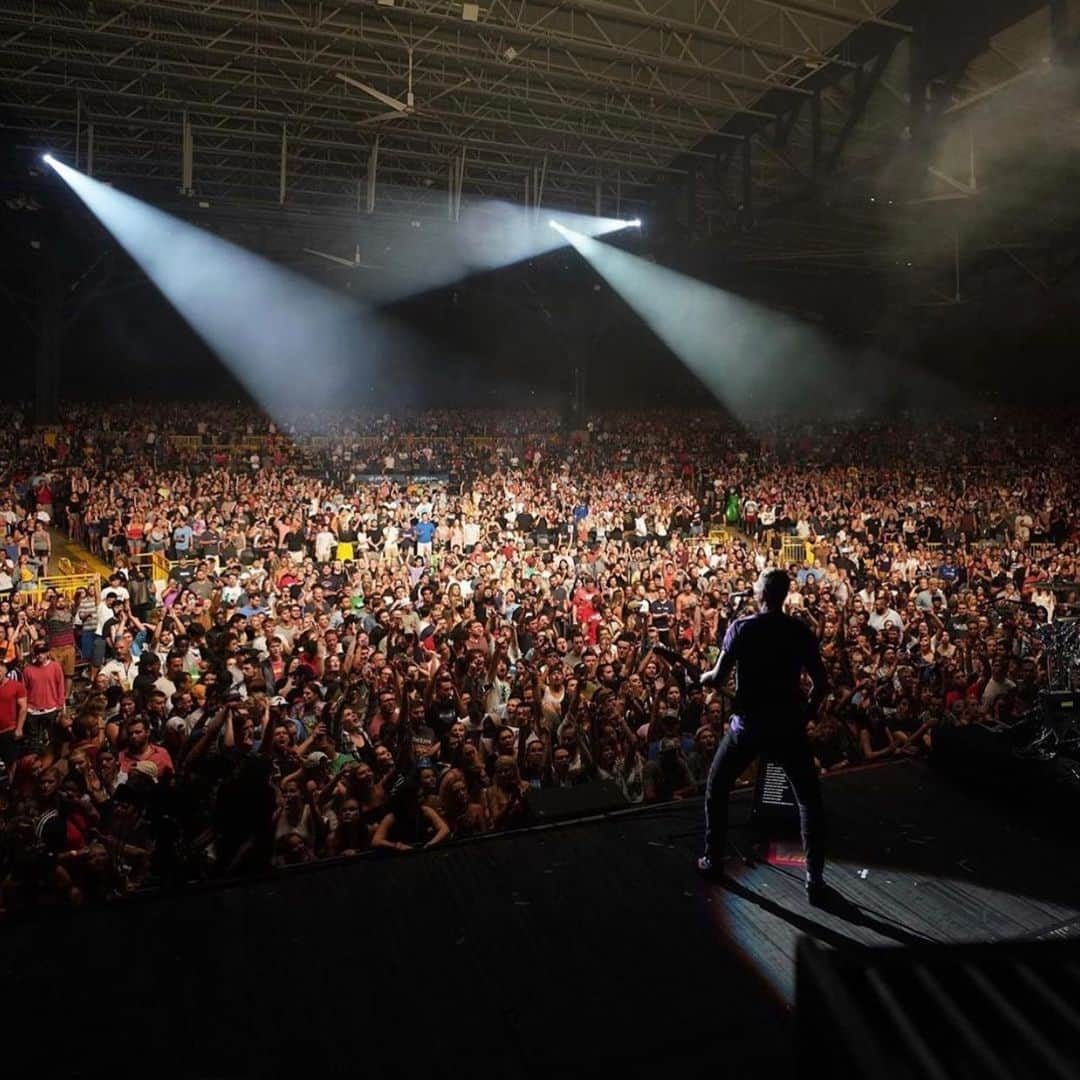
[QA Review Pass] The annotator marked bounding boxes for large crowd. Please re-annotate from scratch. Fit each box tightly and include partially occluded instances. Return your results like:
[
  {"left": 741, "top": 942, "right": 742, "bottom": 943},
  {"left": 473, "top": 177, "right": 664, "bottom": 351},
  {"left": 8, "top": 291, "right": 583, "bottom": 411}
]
[{"left": 0, "top": 401, "right": 1076, "bottom": 910}]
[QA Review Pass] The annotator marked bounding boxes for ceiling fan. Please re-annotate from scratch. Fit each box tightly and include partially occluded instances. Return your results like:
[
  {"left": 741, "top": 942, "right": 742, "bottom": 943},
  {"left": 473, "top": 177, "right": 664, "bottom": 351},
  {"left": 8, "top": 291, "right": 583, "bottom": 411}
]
[
  {"left": 301, "top": 244, "right": 381, "bottom": 271},
  {"left": 336, "top": 48, "right": 470, "bottom": 126}
]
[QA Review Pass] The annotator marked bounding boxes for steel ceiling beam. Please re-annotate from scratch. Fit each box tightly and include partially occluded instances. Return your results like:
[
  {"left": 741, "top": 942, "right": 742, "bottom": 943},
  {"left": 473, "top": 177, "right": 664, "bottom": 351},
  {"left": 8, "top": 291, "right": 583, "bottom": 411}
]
[
  {"left": 339, "top": 0, "right": 814, "bottom": 96},
  {"left": 548, "top": 0, "right": 857, "bottom": 68},
  {"left": 2, "top": 105, "right": 658, "bottom": 194},
  {"left": 0, "top": 0, "right": 923, "bottom": 236},
  {"left": 0, "top": 82, "right": 690, "bottom": 176},
  {"left": 0, "top": 39, "right": 722, "bottom": 162},
  {"left": 0, "top": 5, "right": 780, "bottom": 130},
  {"left": 754, "top": 0, "right": 912, "bottom": 33}
]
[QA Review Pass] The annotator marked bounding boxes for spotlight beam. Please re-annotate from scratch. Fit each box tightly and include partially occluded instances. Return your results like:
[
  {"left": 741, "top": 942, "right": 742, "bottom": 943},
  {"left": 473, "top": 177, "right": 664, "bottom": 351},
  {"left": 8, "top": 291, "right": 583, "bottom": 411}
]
[
  {"left": 554, "top": 223, "right": 957, "bottom": 424},
  {"left": 43, "top": 157, "right": 412, "bottom": 427},
  {"left": 553, "top": 220, "right": 826, "bottom": 422}
]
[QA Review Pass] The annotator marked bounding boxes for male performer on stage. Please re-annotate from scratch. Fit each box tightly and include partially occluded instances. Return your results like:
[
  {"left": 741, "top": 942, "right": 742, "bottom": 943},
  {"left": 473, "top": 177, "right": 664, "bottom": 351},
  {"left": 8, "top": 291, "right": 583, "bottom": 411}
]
[{"left": 698, "top": 569, "right": 830, "bottom": 903}]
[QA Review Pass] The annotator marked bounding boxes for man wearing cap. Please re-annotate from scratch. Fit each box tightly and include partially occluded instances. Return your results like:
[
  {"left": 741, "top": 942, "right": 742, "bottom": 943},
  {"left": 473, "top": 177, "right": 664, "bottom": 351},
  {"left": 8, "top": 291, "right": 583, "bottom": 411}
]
[
  {"left": 698, "top": 568, "right": 830, "bottom": 903},
  {"left": 23, "top": 643, "right": 66, "bottom": 752}
]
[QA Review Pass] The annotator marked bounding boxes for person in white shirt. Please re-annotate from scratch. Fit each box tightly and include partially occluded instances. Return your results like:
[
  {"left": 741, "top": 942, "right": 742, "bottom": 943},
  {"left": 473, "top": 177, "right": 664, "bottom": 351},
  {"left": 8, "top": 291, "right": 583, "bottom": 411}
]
[
  {"left": 314, "top": 526, "right": 337, "bottom": 564},
  {"left": 868, "top": 596, "right": 904, "bottom": 634},
  {"left": 1031, "top": 587, "right": 1055, "bottom": 621},
  {"left": 95, "top": 595, "right": 119, "bottom": 636},
  {"left": 221, "top": 576, "right": 244, "bottom": 606},
  {"left": 101, "top": 581, "right": 130, "bottom": 605},
  {"left": 382, "top": 521, "right": 400, "bottom": 563},
  {"left": 982, "top": 660, "right": 1016, "bottom": 708},
  {"left": 1014, "top": 512, "right": 1033, "bottom": 545},
  {"left": 100, "top": 655, "right": 139, "bottom": 690}
]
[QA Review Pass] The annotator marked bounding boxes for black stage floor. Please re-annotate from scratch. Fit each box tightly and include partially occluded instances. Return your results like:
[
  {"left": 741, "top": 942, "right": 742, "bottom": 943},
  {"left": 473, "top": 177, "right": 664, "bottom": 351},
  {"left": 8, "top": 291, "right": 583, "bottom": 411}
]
[{"left": 4, "top": 759, "right": 1078, "bottom": 1079}]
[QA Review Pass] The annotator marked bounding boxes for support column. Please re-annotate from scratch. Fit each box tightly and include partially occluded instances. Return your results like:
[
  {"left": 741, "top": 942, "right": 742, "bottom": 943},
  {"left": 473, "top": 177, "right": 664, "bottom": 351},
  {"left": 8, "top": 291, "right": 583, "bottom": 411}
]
[
  {"left": 448, "top": 149, "right": 465, "bottom": 222},
  {"left": 86, "top": 122, "right": 95, "bottom": 178},
  {"left": 532, "top": 155, "right": 547, "bottom": 222},
  {"left": 811, "top": 88, "right": 822, "bottom": 181},
  {"left": 366, "top": 135, "right": 379, "bottom": 214},
  {"left": 181, "top": 111, "right": 194, "bottom": 195},
  {"left": 278, "top": 122, "right": 287, "bottom": 205},
  {"left": 741, "top": 136, "right": 753, "bottom": 215},
  {"left": 686, "top": 165, "right": 697, "bottom": 236},
  {"left": 457, "top": 151, "right": 466, "bottom": 221}
]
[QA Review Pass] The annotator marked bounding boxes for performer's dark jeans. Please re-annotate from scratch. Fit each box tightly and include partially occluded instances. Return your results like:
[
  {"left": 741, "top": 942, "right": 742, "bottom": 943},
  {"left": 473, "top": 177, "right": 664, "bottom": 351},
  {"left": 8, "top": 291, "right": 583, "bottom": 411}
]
[{"left": 704, "top": 719, "right": 826, "bottom": 881}]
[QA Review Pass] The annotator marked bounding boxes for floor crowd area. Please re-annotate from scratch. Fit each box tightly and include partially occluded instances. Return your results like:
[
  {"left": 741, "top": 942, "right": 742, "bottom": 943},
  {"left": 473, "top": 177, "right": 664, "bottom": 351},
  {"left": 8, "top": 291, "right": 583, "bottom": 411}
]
[{"left": 0, "top": 402, "right": 1075, "bottom": 910}]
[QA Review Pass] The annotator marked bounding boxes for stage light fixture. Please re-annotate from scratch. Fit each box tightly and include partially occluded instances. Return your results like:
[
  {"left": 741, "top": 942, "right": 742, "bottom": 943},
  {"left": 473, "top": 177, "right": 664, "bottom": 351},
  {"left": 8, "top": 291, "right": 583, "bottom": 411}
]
[
  {"left": 42, "top": 153, "right": 55, "bottom": 166},
  {"left": 627, "top": 218, "right": 641, "bottom": 227}
]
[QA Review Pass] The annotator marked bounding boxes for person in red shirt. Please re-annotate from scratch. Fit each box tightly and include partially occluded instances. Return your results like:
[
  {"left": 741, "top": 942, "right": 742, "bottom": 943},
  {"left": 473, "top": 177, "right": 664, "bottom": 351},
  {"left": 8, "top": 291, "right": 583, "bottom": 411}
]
[
  {"left": 35, "top": 480, "right": 54, "bottom": 521},
  {"left": 0, "top": 659, "right": 28, "bottom": 767},
  {"left": 118, "top": 717, "right": 174, "bottom": 778},
  {"left": 23, "top": 643, "right": 66, "bottom": 752}
]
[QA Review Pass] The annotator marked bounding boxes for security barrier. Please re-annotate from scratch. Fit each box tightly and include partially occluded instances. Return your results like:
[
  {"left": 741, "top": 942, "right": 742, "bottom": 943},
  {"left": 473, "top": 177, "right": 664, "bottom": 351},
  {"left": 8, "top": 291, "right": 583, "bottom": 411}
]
[
  {"left": 15, "top": 573, "right": 101, "bottom": 606},
  {"left": 763, "top": 530, "right": 815, "bottom": 567},
  {"left": 129, "top": 550, "right": 171, "bottom": 583}
]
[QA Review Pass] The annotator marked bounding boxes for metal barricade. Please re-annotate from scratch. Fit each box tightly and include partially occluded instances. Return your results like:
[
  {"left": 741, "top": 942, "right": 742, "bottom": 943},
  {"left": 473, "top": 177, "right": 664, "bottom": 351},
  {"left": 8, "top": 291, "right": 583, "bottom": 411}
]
[
  {"left": 15, "top": 573, "right": 101, "bottom": 606},
  {"left": 763, "top": 530, "right": 815, "bottom": 567},
  {"left": 780, "top": 537, "right": 814, "bottom": 566},
  {"left": 129, "top": 551, "right": 170, "bottom": 584}
]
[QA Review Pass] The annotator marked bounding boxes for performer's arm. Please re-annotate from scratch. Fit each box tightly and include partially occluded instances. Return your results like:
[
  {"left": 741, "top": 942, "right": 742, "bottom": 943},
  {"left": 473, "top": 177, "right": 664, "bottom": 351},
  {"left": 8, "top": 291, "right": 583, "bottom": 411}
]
[
  {"left": 700, "top": 621, "right": 737, "bottom": 689},
  {"left": 700, "top": 648, "right": 735, "bottom": 690}
]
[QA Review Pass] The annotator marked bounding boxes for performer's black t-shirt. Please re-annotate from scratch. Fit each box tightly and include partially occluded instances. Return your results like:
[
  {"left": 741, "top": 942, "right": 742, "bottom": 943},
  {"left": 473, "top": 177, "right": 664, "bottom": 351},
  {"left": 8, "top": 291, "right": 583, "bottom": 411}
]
[{"left": 721, "top": 611, "right": 828, "bottom": 728}]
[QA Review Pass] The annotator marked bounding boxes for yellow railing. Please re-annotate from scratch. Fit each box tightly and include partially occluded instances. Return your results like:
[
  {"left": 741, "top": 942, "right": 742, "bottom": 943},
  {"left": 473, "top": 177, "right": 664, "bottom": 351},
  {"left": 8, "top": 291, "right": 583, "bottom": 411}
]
[
  {"left": 165, "top": 433, "right": 517, "bottom": 453},
  {"left": 780, "top": 537, "right": 815, "bottom": 567},
  {"left": 15, "top": 573, "right": 101, "bottom": 606},
  {"left": 762, "top": 530, "right": 815, "bottom": 567},
  {"left": 129, "top": 550, "right": 171, "bottom": 583},
  {"left": 169, "top": 434, "right": 203, "bottom": 452}
]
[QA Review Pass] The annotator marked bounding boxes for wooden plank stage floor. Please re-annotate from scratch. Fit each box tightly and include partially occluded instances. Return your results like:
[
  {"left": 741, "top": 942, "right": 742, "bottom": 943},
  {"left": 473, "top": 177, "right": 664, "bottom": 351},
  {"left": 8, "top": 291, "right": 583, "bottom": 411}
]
[{"left": 3, "top": 759, "right": 1077, "bottom": 1079}]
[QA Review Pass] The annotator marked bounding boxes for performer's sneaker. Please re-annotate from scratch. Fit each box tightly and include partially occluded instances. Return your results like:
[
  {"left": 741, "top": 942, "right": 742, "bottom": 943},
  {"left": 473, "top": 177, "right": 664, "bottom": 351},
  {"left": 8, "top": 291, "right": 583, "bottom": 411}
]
[
  {"left": 696, "top": 854, "right": 729, "bottom": 879},
  {"left": 805, "top": 877, "right": 828, "bottom": 906}
]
